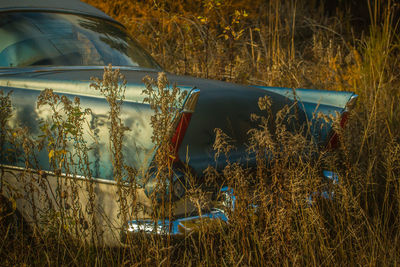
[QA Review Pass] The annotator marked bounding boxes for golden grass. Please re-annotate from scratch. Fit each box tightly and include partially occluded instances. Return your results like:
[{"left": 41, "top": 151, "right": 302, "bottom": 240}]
[{"left": 1, "top": 0, "right": 400, "bottom": 265}]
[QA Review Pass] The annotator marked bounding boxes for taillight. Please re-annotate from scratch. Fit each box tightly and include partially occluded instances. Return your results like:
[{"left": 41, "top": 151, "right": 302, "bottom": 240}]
[
  {"left": 326, "top": 112, "right": 349, "bottom": 149},
  {"left": 170, "top": 89, "right": 200, "bottom": 161},
  {"left": 326, "top": 94, "right": 358, "bottom": 150},
  {"left": 171, "top": 112, "right": 193, "bottom": 158}
]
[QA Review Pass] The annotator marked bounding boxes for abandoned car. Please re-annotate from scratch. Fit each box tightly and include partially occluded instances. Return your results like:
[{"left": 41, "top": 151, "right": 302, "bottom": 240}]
[{"left": 0, "top": 0, "right": 357, "bottom": 245}]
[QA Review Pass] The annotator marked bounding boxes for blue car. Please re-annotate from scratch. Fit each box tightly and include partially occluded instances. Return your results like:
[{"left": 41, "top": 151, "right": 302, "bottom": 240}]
[{"left": 0, "top": 0, "right": 357, "bottom": 245}]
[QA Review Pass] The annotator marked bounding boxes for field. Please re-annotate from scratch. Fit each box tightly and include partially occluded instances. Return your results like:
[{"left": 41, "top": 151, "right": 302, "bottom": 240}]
[{"left": 1, "top": 0, "right": 400, "bottom": 265}]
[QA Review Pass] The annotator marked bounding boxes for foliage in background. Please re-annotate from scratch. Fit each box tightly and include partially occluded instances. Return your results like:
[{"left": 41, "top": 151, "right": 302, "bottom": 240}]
[{"left": 83, "top": 0, "right": 375, "bottom": 88}]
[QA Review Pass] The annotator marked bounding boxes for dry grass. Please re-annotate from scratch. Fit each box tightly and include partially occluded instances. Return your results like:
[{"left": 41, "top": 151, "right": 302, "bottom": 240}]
[{"left": 1, "top": 0, "right": 400, "bottom": 265}]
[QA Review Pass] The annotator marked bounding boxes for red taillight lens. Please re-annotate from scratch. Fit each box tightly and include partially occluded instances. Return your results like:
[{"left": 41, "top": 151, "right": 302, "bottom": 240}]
[
  {"left": 339, "top": 111, "right": 349, "bottom": 128},
  {"left": 326, "top": 111, "right": 349, "bottom": 149},
  {"left": 326, "top": 94, "right": 357, "bottom": 150},
  {"left": 171, "top": 112, "right": 193, "bottom": 160},
  {"left": 168, "top": 89, "right": 200, "bottom": 162}
]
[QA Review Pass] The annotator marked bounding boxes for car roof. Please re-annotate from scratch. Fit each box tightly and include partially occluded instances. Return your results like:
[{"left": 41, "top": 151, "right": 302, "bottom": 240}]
[{"left": 0, "top": 0, "right": 120, "bottom": 25}]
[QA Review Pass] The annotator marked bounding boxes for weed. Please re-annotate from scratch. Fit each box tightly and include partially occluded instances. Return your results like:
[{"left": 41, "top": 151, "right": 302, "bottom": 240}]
[{"left": 1, "top": 0, "right": 400, "bottom": 265}]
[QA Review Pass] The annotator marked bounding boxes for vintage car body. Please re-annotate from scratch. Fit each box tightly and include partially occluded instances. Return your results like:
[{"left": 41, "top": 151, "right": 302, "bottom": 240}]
[{"left": 0, "top": 1, "right": 357, "bottom": 245}]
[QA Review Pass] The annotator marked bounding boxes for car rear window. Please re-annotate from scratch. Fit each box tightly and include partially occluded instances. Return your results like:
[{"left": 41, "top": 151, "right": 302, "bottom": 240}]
[{"left": 0, "top": 12, "right": 161, "bottom": 69}]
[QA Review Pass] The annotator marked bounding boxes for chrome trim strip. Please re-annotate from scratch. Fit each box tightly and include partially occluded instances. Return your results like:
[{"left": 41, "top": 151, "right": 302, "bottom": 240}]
[
  {"left": 345, "top": 94, "right": 358, "bottom": 111},
  {"left": 0, "top": 77, "right": 193, "bottom": 107},
  {"left": 181, "top": 89, "right": 200, "bottom": 113}
]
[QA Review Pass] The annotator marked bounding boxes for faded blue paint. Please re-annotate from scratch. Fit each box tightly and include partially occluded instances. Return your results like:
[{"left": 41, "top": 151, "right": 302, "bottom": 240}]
[
  {"left": 0, "top": 78, "right": 193, "bottom": 183},
  {"left": 253, "top": 86, "right": 355, "bottom": 108},
  {"left": 254, "top": 86, "right": 357, "bottom": 145},
  {"left": 323, "top": 170, "right": 339, "bottom": 184}
]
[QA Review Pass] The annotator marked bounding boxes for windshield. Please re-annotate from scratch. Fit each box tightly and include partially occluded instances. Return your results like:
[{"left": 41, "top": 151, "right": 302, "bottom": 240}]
[{"left": 0, "top": 12, "right": 161, "bottom": 69}]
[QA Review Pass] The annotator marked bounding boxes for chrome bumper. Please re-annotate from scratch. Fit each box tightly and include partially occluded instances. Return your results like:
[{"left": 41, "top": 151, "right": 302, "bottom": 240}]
[
  {"left": 126, "top": 208, "right": 228, "bottom": 236},
  {"left": 124, "top": 171, "right": 339, "bottom": 239}
]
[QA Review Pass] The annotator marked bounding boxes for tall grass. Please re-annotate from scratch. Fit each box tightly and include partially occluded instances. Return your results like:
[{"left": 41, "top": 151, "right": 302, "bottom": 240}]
[{"left": 1, "top": 0, "right": 400, "bottom": 265}]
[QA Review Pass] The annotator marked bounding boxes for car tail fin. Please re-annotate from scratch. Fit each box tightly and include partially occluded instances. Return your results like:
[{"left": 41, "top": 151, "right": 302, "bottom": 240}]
[
  {"left": 253, "top": 86, "right": 358, "bottom": 147},
  {"left": 143, "top": 89, "right": 200, "bottom": 199}
]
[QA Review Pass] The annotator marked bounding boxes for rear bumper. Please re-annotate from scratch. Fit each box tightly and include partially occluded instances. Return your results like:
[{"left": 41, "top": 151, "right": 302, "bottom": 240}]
[
  {"left": 122, "top": 171, "right": 339, "bottom": 240},
  {"left": 124, "top": 208, "right": 227, "bottom": 238}
]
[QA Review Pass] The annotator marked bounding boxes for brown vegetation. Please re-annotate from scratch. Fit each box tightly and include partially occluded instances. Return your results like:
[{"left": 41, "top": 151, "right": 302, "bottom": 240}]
[{"left": 1, "top": 0, "right": 400, "bottom": 265}]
